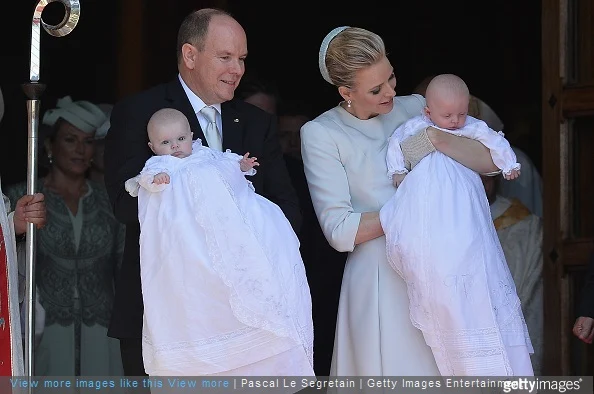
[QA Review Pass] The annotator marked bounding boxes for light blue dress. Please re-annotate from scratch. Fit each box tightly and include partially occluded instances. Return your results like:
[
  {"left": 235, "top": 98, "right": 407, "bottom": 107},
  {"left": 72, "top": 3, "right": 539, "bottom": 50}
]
[{"left": 300, "top": 94, "right": 440, "bottom": 376}]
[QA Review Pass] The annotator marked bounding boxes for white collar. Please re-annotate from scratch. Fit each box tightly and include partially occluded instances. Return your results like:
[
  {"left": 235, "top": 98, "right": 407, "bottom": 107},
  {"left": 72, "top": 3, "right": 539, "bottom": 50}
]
[{"left": 178, "top": 74, "right": 222, "bottom": 115}]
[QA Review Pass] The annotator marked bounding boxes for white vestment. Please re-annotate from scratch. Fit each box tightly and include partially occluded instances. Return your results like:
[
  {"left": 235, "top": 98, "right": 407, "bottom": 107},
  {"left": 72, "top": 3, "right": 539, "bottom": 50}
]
[
  {"left": 499, "top": 147, "right": 543, "bottom": 218},
  {"left": 379, "top": 115, "right": 533, "bottom": 376},
  {"left": 126, "top": 141, "right": 314, "bottom": 377},
  {"left": 490, "top": 195, "right": 543, "bottom": 375}
]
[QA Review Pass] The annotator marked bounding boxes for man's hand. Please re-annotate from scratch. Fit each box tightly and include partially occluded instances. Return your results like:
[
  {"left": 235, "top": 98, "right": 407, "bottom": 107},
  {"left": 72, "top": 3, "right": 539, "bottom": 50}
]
[
  {"left": 13, "top": 193, "right": 46, "bottom": 236},
  {"left": 153, "top": 172, "right": 170, "bottom": 185},
  {"left": 573, "top": 316, "right": 594, "bottom": 344}
]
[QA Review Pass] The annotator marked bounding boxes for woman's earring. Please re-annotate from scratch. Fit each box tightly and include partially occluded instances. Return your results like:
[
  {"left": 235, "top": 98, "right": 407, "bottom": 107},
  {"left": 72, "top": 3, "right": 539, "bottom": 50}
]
[
  {"left": 48, "top": 153, "right": 53, "bottom": 164},
  {"left": 347, "top": 100, "right": 352, "bottom": 108}
]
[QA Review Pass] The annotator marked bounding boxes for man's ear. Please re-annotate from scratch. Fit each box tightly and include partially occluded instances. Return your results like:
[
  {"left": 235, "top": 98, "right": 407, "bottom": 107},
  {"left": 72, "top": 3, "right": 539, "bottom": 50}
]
[{"left": 181, "top": 43, "right": 197, "bottom": 70}]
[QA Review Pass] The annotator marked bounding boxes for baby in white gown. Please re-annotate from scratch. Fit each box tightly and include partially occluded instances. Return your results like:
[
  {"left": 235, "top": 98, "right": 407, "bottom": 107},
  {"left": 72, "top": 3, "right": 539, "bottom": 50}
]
[
  {"left": 125, "top": 108, "right": 314, "bottom": 380},
  {"left": 379, "top": 74, "right": 534, "bottom": 376}
]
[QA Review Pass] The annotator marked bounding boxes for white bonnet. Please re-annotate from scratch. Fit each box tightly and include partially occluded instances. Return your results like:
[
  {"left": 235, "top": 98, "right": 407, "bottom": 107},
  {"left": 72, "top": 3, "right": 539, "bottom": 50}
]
[
  {"left": 95, "top": 103, "right": 113, "bottom": 140},
  {"left": 319, "top": 26, "right": 349, "bottom": 84},
  {"left": 42, "top": 96, "right": 107, "bottom": 135}
]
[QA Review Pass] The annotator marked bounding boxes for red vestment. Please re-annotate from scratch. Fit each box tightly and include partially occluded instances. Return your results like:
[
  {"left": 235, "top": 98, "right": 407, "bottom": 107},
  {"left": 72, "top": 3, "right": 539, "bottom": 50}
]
[
  {"left": 0, "top": 225, "right": 13, "bottom": 376},
  {"left": 0, "top": 196, "right": 24, "bottom": 378}
]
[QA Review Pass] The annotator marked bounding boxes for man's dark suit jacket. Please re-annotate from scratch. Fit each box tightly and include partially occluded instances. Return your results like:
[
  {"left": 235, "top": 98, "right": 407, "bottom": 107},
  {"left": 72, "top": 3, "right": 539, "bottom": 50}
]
[
  {"left": 578, "top": 251, "right": 594, "bottom": 319},
  {"left": 104, "top": 77, "right": 301, "bottom": 339}
]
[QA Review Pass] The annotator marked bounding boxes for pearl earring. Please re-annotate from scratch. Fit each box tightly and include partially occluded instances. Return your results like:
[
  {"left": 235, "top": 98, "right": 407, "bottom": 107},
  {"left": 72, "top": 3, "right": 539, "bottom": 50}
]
[
  {"left": 48, "top": 153, "right": 53, "bottom": 164},
  {"left": 347, "top": 100, "right": 352, "bottom": 108}
]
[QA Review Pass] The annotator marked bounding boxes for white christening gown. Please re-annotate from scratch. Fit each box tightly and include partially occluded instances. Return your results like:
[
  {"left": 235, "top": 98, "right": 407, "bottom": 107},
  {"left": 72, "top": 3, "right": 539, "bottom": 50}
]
[
  {"left": 379, "top": 115, "right": 534, "bottom": 376},
  {"left": 126, "top": 140, "right": 314, "bottom": 378}
]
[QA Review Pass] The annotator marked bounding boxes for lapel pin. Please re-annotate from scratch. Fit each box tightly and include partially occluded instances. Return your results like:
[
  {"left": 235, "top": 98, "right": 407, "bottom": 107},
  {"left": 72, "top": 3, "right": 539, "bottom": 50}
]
[{"left": 233, "top": 118, "right": 239, "bottom": 123}]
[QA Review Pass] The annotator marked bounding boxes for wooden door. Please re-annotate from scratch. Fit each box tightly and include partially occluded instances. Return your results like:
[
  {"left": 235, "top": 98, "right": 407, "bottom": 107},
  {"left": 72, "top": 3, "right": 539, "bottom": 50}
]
[{"left": 542, "top": 0, "right": 594, "bottom": 375}]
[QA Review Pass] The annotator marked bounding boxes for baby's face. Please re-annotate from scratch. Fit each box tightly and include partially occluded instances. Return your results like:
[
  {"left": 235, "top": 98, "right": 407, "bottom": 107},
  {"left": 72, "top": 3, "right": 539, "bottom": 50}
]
[
  {"left": 149, "top": 124, "right": 193, "bottom": 158},
  {"left": 425, "top": 93, "right": 469, "bottom": 130}
]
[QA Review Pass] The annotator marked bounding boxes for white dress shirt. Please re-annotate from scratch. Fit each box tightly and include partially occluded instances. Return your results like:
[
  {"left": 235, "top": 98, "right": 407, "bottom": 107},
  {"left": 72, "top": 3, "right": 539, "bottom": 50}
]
[{"left": 178, "top": 74, "right": 223, "bottom": 140}]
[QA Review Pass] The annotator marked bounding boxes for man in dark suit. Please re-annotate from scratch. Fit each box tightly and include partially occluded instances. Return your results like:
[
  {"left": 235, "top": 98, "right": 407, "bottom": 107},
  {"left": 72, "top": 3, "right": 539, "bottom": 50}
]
[
  {"left": 573, "top": 251, "right": 594, "bottom": 344},
  {"left": 104, "top": 8, "right": 300, "bottom": 377}
]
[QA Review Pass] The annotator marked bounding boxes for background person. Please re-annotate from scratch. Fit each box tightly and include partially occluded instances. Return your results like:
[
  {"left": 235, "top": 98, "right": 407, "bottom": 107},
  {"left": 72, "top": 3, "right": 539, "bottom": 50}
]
[
  {"left": 0, "top": 85, "right": 47, "bottom": 376},
  {"left": 88, "top": 104, "right": 113, "bottom": 185},
  {"left": 481, "top": 173, "right": 544, "bottom": 375},
  {"left": 277, "top": 99, "right": 348, "bottom": 376},
  {"left": 573, "top": 252, "right": 594, "bottom": 345},
  {"left": 234, "top": 71, "right": 280, "bottom": 116},
  {"left": 5, "top": 96, "right": 125, "bottom": 376}
]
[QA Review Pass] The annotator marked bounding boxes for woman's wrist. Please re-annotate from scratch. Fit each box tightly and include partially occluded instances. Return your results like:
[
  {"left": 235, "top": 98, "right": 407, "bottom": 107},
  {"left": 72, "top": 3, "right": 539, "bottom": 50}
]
[
  {"left": 400, "top": 127, "right": 437, "bottom": 170},
  {"left": 425, "top": 126, "right": 443, "bottom": 148},
  {"left": 354, "top": 211, "right": 383, "bottom": 245}
]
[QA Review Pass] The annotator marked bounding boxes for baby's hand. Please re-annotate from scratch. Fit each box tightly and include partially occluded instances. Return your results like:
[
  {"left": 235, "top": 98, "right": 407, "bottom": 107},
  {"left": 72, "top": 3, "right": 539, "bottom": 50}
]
[
  {"left": 392, "top": 173, "right": 407, "bottom": 188},
  {"left": 153, "top": 172, "right": 170, "bottom": 185},
  {"left": 503, "top": 168, "right": 521, "bottom": 180},
  {"left": 240, "top": 152, "right": 260, "bottom": 172}
]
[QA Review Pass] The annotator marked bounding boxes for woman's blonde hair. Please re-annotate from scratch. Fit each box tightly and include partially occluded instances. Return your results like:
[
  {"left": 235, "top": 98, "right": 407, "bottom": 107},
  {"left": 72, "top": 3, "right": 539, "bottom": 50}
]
[{"left": 324, "top": 27, "right": 386, "bottom": 88}]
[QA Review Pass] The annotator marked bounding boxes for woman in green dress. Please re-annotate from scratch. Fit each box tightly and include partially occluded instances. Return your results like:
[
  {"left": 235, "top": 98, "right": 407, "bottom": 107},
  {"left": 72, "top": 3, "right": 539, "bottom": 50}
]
[{"left": 5, "top": 96, "right": 125, "bottom": 376}]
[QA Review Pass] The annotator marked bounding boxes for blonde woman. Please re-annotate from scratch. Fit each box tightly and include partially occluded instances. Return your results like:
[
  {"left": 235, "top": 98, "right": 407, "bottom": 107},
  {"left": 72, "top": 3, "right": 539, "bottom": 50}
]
[{"left": 302, "top": 26, "right": 498, "bottom": 376}]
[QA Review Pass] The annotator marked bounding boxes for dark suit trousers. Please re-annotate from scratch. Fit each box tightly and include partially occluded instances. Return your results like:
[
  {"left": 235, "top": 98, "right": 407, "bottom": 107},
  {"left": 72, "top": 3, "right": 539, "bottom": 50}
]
[{"left": 120, "top": 338, "right": 148, "bottom": 377}]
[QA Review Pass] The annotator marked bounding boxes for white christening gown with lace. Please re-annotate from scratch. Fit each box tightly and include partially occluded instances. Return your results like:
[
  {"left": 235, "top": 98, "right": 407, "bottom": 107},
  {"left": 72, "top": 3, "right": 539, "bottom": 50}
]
[
  {"left": 379, "top": 115, "right": 534, "bottom": 376},
  {"left": 126, "top": 140, "right": 314, "bottom": 378}
]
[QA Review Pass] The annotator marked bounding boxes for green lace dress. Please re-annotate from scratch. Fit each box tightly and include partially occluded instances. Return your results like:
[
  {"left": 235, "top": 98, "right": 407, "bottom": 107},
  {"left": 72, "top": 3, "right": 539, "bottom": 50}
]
[{"left": 5, "top": 179, "right": 125, "bottom": 376}]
